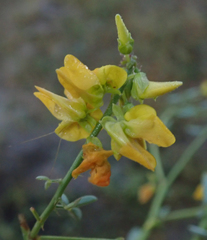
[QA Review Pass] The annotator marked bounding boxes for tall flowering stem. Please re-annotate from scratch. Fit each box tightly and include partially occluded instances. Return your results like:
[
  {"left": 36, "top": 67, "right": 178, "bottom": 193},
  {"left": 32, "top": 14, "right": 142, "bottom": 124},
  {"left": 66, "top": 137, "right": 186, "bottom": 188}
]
[
  {"left": 29, "top": 71, "right": 130, "bottom": 240},
  {"left": 26, "top": 14, "right": 185, "bottom": 240}
]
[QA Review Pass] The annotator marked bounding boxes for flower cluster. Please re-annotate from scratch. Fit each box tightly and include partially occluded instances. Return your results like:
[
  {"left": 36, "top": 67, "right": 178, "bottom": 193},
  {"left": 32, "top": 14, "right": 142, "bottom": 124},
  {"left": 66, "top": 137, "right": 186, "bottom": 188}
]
[
  {"left": 102, "top": 104, "right": 175, "bottom": 171},
  {"left": 34, "top": 54, "right": 127, "bottom": 141},
  {"left": 34, "top": 14, "right": 183, "bottom": 187}
]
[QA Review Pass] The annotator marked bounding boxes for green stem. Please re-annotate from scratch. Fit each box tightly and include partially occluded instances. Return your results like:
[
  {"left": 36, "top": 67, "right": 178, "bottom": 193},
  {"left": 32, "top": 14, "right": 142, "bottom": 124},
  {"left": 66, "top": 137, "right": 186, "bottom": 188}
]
[
  {"left": 167, "top": 125, "right": 207, "bottom": 188},
  {"left": 30, "top": 150, "right": 83, "bottom": 238},
  {"left": 138, "top": 125, "right": 207, "bottom": 240},
  {"left": 137, "top": 180, "right": 168, "bottom": 240},
  {"left": 19, "top": 214, "right": 31, "bottom": 240},
  {"left": 149, "top": 144, "right": 165, "bottom": 182},
  {"left": 162, "top": 205, "right": 207, "bottom": 222},
  {"left": 40, "top": 236, "right": 124, "bottom": 240},
  {"left": 28, "top": 54, "right": 136, "bottom": 240},
  {"left": 191, "top": 208, "right": 207, "bottom": 240},
  {"left": 30, "top": 207, "right": 41, "bottom": 222}
]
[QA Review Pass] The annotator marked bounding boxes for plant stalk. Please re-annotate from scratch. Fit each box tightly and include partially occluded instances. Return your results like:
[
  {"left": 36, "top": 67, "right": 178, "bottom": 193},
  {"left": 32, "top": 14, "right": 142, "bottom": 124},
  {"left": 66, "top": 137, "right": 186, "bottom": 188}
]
[{"left": 138, "top": 125, "right": 207, "bottom": 240}]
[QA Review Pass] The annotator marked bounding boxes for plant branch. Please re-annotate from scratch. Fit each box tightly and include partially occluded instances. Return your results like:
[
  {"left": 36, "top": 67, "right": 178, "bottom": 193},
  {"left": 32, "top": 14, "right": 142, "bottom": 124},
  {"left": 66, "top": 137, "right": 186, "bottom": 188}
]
[
  {"left": 137, "top": 125, "right": 207, "bottom": 240},
  {"left": 167, "top": 125, "right": 207, "bottom": 188},
  {"left": 161, "top": 205, "right": 207, "bottom": 222},
  {"left": 149, "top": 144, "right": 165, "bottom": 182},
  {"left": 40, "top": 236, "right": 124, "bottom": 240}
]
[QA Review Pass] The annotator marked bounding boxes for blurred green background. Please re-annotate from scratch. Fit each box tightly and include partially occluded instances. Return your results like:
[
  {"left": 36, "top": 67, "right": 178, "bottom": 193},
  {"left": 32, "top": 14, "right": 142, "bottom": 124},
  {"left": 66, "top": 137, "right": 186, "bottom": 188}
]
[{"left": 1, "top": 0, "right": 207, "bottom": 239}]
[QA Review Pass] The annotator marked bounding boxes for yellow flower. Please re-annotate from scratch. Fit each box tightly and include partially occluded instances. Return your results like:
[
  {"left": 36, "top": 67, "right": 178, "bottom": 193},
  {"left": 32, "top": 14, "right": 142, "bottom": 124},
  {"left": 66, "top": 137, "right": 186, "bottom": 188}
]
[
  {"left": 140, "top": 81, "right": 183, "bottom": 100},
  {"left": 138, "top": 183, "right": 155, "bottom": 204},
  {"left": 34, "top": 86, "right": 102, "bottom": 141},
  {"left": 34, "top": 86, "right": 87, "bottom": 121},
  {"left": 131, "top": 72, "right": 183, "bottom": 101},
  {"left": 93, "top": 65, "right": 127, "bottom": 92},
  {"left": 72, "top": 143, "right": 113, "bottom": 187},
  {"left": 102, "top": 118, "right": 156, "bottom": 171},
  {"left": 124, "top": 104, "right": 175, "bottom": 147},
  {"left": 56, "top": 55, "right": 127, "bottom": 108},
  {"left": 56, "top": 54, "right": 104, "bottom": 109},
  {"left": 193, "top": 184, "right": 203, "bottom": 201},
  {"left": 102, "top": 104, "right": 175, "bottom": 171}
]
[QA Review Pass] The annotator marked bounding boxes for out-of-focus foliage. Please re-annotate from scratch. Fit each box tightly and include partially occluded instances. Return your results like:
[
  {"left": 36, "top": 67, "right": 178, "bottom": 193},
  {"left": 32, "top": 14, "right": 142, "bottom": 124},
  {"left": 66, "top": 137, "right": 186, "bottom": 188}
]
[{"left": 1, "top": 0, "right": 207, "bottom": 240}]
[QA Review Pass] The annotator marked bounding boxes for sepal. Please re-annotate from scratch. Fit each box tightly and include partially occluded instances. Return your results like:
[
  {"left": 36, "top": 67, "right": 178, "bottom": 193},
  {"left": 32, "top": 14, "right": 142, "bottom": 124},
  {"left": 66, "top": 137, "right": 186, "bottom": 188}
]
[{"left": 131, "top": 72, "right": 150, "bottom": 101}]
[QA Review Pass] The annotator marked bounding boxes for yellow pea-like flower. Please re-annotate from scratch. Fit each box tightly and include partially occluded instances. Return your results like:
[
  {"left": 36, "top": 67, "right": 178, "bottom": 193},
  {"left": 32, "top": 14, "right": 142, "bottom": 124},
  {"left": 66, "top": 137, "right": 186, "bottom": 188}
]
[
  {"left": 124, "top": 104, "right": 175, "bottom": 147},
  {"left": 56, "top": 54, "right": 104, "bottom": 109},
  {"left": 138, "top": 183, "right": 156, "bottom": 204},
  {"left": 102, "top": 118, "right": 156, "bottom": 171},
  {"left": 139, "top": 81, "right": 183, "bottom": 100},
  {"left": 193, "top": 184, "right": 203, "bottom": 201},
  {"left": 34, "top": 86, "right": 87, "bottom": 122},
  {"left": 131, "top": 72, "right": 183, "bottom": 101},
  {"left": 34, "top": 86, "right": 102, "bottom": 142},
  {"left": 102, "top": 104, "right": 176, "bottom": 171},
  {"left": 93, "top": 65, "right": 127, "bottom": 90},
  {"left": 56, "top": 55, "right": 127, "bottom": 108}
]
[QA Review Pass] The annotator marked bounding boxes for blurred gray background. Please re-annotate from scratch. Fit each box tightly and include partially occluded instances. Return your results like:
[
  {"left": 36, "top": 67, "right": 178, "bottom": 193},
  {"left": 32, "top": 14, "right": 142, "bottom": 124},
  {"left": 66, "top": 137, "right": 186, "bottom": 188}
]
[{"left": 1, "top": 0, "right": 207, "bottom": 239}]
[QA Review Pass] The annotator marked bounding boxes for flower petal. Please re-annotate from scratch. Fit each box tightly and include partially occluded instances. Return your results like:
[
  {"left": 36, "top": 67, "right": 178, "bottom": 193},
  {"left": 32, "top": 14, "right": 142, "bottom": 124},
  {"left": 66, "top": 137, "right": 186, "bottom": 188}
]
[
  {"left": 115, "top": 137, "right": 156, "bottom": 171},
  {"left": 193, "top": 184, "right": 203, "bottom": 201},
  {"left": 55, "top": 121, "right": 89, "bottom": 141},
  {"left": 124, "top": 105, "right": 175, "bottom": 147},
  {"left": 64, "top": 55, "right": 100, "bottom": 89},
  {"left": 87, "top": 103, "right": 103, "bottom": 121},
  {"left": 34, "top": 86, "right": 86, "bottom": 121},
  {"left": 102, "top": 119, "right": 156, "bottom": 171},
  {"left": 93, "top": 65, "right": 127, "bottom": 89},
  {"left": 56, "top": 55, "right": 104, "bottom": 108},
  {"left": 139, "top": 81, "right": 183, "bottom": 100}
]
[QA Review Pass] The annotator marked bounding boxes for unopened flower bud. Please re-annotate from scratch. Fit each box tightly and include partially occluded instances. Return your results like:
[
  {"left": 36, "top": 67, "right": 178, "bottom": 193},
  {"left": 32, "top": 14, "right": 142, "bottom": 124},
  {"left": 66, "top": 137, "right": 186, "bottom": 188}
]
[
  {"left": 131, "top": 72, "right": 183, "bottom": 101},
  {"left": 115, "top": 14, "right": 134, "bottom": 54}
]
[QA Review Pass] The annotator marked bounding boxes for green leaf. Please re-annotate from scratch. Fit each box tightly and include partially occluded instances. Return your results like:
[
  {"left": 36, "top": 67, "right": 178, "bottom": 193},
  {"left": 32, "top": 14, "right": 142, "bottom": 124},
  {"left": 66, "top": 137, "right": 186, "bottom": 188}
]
[
  {"left": 127, "top": 226, "right": 143, "bottom": 240},
  {"left": 61, "top": 194, "right": 69, "bottom": 205},
  {"left": 75, "top": 195, "right": 98, "bottom": 208},
  {"left": 101, "top": 116, "right": 116, "bottom": 129},
  {"left": 44, "top": 180, "right": 52, "bottom": 190},
  {"left": 188, "top": 225, "right": 207, "bottom": 237},
  {"left": 112, "top": 104, "right": 124, "bottom": 121},
  {"left": 65, "top": 195, "right": 97, "bottom": 210},
  {"left": 123, "top": 78, "right": 133, "bottom": 99},
  {"left": 50, "top": 178, "right": 62, "bottom": 183},
  {"left": 69, "top": 207, "right": 82, "bottom": 221},
  {"left": 36, "top": 176, "right": 50, "bottom": 181}
]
